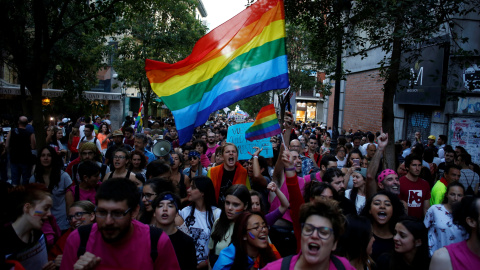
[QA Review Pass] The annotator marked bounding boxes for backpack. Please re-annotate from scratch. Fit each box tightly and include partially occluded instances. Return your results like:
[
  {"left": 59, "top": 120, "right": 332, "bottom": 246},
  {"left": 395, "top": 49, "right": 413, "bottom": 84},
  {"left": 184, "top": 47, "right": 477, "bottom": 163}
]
[
  {"left": 80, "top": 136, "right": 97, "bottom": 145},
  {"left": 77, "top": 224, "right": 163, "bottom": 263},
  {"left": 280, "top": 254, "right": 345, "bottom": 270}
]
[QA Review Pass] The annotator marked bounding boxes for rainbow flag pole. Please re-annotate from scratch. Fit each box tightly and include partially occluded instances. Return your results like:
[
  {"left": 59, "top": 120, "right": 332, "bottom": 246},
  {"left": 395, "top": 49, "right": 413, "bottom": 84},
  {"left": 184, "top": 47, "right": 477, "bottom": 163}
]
[
  {"left": 245, "top": 104, "right": 281, "bottom": 141},
  {"left": 145, "top": 0, "right": 290, "bottom": 145},
  {"left": 134, "top": 102, "right": 143, "bottom": 133}
]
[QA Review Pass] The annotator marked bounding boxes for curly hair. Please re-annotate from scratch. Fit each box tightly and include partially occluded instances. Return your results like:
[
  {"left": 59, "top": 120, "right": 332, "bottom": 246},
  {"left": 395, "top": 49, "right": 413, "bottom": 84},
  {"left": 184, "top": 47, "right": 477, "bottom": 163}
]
[{"left": 299, "top": 199, "right": 346, "bottom": 241}]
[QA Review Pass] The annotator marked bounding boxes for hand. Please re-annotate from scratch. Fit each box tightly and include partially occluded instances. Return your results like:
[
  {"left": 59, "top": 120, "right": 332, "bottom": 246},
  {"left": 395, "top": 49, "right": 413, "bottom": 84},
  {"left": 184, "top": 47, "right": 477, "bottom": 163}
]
[
  {"left": 267, "top": 181, "right": 278, "bottom": 192},
  {"left": 252, "top": 146, "right": 263, "bottom": 156},
  {"left": 42, "top": 261, "right": 56, "bottom": 270},
  {"left": 377, "top": 128, "right": 388, "bottom": 151},
  {"left": 73, "top": 252, "right": 101, "bottom": 270},
  {"left": 282, "top": 149, "right": 294, "bottom": 168},
  {"left": 54, "top": 255, "right": 63, "bottom": 268}
]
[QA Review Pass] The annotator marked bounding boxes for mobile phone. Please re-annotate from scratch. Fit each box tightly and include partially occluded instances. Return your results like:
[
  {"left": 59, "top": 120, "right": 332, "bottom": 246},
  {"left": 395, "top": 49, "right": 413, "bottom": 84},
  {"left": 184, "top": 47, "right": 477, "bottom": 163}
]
[{"left": 353, "top": 158, "right": 360, "bottom": 167}]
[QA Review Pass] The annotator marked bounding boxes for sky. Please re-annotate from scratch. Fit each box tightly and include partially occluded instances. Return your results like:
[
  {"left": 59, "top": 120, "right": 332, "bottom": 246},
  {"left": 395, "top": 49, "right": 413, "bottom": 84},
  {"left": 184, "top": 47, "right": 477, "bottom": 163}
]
[{"left": 202, "top": 0, "right": 249, "bottom": 31}]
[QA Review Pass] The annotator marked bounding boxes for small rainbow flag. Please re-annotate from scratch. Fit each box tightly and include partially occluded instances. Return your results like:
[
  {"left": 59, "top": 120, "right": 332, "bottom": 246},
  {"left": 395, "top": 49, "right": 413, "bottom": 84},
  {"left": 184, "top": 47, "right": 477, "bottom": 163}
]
[
  {"left": 134, "top": 102, "right": 143, "bottom": 133},
  {"left": 145, "top": 0, "right": 289, "bottom": 145},
  {"left": 245, "top": 104, "right": 281, "bottom": 141}
]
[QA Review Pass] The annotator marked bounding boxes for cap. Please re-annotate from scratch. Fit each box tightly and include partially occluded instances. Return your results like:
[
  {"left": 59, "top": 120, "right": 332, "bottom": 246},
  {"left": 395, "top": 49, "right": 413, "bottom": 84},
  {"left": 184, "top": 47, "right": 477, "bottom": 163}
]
[
  {"left": 377, "top": 169, "right": 398, "bottom": 183},
  {"left": 62, "top": 118, "right": 70, "bottom": 123},
  {"left": 428, "top": 135, "right": 436, "bottom": 140},
  {"left": 112, "top": 130, "right": 124, "bottom": 137}
]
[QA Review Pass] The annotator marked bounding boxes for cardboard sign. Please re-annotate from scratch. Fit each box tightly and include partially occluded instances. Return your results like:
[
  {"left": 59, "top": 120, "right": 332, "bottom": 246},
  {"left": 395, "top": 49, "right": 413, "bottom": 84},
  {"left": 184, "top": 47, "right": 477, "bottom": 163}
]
[{"left": 226, "top": 123, "right": 274, "bottom": 160}]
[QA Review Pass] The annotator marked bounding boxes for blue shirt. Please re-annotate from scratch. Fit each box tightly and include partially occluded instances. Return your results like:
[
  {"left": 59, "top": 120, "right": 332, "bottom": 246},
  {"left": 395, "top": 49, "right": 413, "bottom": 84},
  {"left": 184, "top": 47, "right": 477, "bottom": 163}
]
[{"left": 213, "top": 243, "right": 254, "bottom": 270}]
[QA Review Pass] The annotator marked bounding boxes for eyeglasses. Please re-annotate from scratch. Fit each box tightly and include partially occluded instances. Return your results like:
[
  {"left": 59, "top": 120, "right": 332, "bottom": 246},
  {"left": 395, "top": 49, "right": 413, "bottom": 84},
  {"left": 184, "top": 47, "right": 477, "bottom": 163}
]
[
  {"left": 142, "top": 192, "right": 157, "bottom": 199},
  {"left": 247, "top": 224, "right": 269, "bottom": 232},
  {"left": 81, "top": 151, "right": 95, "bottom": 156},
  {"left": 67, "top": 211, "right": 89, "bottom": 221},
  {"left": 94, "top": 207, "right": 132, "bottom": 219},
  {"left": 301, "top": 223, "right": 334, "bottom": 240},
  {"left": 113, "top": 155, "right": 126, "bottom": 159}
]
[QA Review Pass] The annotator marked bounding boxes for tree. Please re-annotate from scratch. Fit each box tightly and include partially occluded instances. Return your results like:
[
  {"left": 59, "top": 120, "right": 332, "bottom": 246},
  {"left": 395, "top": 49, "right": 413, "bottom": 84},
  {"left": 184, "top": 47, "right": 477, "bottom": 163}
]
[
  {"left": 0, "top": 0, "right": 137, "bottom": 149},
  {"left": 114, "top": 0, "right": 206, "bottom": 128}
]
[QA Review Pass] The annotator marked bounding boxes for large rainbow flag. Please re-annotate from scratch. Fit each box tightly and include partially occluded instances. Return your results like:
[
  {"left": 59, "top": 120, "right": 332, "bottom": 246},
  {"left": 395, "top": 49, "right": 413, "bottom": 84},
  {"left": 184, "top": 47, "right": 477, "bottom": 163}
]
[
  {"left": 145, "top": 0, "right": 289, "bottom": 145},
  {"left": 245, "top": 104, "right": 281, "bottom": 141}
]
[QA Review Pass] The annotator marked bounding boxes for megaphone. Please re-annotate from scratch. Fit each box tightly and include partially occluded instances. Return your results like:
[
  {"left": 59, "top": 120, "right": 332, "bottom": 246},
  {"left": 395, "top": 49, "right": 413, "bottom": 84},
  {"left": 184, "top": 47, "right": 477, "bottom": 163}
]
[{"left": 152, "top": 140, "right": 172, "bottom": 157}]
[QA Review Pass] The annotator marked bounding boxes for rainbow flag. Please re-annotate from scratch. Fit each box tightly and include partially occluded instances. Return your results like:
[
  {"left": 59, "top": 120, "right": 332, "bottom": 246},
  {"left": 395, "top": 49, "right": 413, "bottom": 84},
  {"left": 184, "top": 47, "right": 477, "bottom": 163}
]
[
  {"left": 145, "top": 0, "right": 289, "bottom": 145},
  {"left": 134, "top": 102, "right": 143, "bottom": 133},
  {"left": 245, "top": 104, "right": 280, "bottom": 141}
]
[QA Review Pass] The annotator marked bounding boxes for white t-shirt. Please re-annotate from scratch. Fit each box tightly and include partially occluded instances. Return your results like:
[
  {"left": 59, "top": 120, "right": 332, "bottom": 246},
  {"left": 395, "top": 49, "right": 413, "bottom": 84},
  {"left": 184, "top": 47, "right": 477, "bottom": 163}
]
[
  {"left": 79, "top": 125, "right": 96, "bottom": 140},
  {"left": 336, "top": 157, "right": 347, "bottom": 169},
  {"left": 345, "top": 189, "right": 366, "bottom": 214},
  {"left": 179, "top": 206, "right": 221, "bottom": 264},
  {"left": 77, "top": 136, "right": 102, "bottom": 151}
]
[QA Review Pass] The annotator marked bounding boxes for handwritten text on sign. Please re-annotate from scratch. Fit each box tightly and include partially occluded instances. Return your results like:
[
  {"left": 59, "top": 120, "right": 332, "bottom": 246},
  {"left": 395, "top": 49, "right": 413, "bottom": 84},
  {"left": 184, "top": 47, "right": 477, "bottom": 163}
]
[{"left": 226, "top": 123, "right": 274, "bottom": 160}]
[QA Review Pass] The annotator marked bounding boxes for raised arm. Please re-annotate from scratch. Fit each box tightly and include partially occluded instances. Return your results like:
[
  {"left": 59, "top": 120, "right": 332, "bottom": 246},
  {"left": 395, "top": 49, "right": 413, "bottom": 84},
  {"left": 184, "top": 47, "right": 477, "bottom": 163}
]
[
  {"left": 366, "top": 129, "right": 387, "bottom": 200},
  {"left": 267, "top": 181, "right": 289, "bottom": 214},
  {"left": 251, "top": 147, "right": 267, "bottom": 188}
]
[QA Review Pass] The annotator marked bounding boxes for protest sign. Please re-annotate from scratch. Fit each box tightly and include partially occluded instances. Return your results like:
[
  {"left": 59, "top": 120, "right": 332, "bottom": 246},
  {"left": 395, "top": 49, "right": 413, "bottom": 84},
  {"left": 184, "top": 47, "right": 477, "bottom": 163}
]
[{"left": 226, "top": 123, "right": 274, "bottom": 160}]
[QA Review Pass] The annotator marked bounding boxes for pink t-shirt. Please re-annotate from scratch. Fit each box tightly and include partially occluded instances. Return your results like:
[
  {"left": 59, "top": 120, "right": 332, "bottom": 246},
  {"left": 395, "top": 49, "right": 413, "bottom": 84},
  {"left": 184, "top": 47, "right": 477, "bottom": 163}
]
[
  {"left": 60, "top": 220, "right": 180, "bottom": 270},
  {"left": 263, "top": 252, "right": 355, "bottom": 270},
  {"left": 67, "top": 184, "right": 98, "bottom": 204},
  {"left": 269, "top": 176, "right": 306, "bottom": 222},
  {"left": 445, "top": 240, "right": 480, "bottom": 270},
  {"left": 303, "top": 172, "right": 322, "bottom": 183}
]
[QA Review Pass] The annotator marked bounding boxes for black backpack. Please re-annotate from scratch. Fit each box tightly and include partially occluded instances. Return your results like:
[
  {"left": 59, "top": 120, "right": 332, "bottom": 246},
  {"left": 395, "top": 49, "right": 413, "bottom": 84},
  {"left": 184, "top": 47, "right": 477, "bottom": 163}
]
[{"left": 77, "top": 224, "right": 163, "bottom": 263}]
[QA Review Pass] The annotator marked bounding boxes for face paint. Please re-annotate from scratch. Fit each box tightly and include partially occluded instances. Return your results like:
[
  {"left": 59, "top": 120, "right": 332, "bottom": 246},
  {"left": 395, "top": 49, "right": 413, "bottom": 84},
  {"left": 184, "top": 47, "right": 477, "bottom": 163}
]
[
  {"left": 235, "top": 209, "right": 243, "bottom": 214},
  {"left": 34, "top": 210, "right": 44, "bottom": 216},
  {"left": 248, "top": 231, "right": 256, "bottom": 239}
]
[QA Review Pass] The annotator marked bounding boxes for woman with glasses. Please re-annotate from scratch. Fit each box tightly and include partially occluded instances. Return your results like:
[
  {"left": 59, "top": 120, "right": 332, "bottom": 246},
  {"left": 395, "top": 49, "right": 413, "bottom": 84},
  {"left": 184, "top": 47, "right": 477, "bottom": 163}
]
[
  {"left": 263, "top": 200, "right": 355, "bottom": 269},
  {"left": 49, "top": 200, "right": 95, "bottom": 267},
  {"left": 179, "top": 176, "right": 220, "bottom": 269},
  {"left": 30, "top": 146, "right": 73, "bottom": 231},
  {"left": 138, "top": 178, "right": 177, "bottom": 226},
  {"left": 102, "top": 148, "right": 137, "bottom": 183},
  {"left": 213, "top": 211, "right": 280, "bottom": 270},
  {"left": 335, "top": 145, "right": 347, "bottom": 169},
  {"left": 183, "top": 151, "right": 207, "bottom": 179}
]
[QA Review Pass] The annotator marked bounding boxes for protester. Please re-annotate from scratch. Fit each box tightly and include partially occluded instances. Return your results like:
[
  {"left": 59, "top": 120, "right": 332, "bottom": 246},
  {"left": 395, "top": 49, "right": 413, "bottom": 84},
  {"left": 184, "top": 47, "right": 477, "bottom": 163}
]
[
  {"left": 65, "top": 160, "right": 100, "bottom": 208},
  {"left": 153, "top": 192, "right": 197, "bottom": 270},
  {"left": 360, "top": 191, "right": 406, "bottom": 262},
  {"left": 341, "top": 149, "right": 363, "bottom": 189},
  {"left": 49, "top": 200, "right": 95, "bottom": 267},
  {"left": 96, "top": 123, "right": 110, "bottom": 155},
  {"left": 335, "top": 215, "right": 375, "bottom": 270},
  {"left": 67, "top": 142, "right": 109, "bottom": 183},
  {"left": 345, "top": 168, "right": 367, "bottom": 214},
  {"left": 77, "top": 124, "right": 102, "bottom": 151},
  {"left": 430, "top": 164, "right": 462, "bottom": 206},
  {"left": 130, "top": 149, "right": 147, "bottom": 180},
  {"left": 209, "top": 184, "right": 251, "bottom": 266},
  {"left": 68, "top": 127, "right": 80, "bottom": 161},
  {"left": 138, "top": 178, "right": 176, "bottom": 226},
  {"left": 0, "top": 184, "right": 55, "bottom": 269},
  {"left": 399, "top": 154, "right": 431, "bottom": 219},
  {"left": 134, "top": 133, "right": 157, "bottom": 164},
  {"left": 376, "top": 217, "right": 430, "bottom": 270},
  {"left": 424, "top": 182, "right": 468, "bottom": 256},
  {"left": 170, "top": 152, "right": 190, "bottom": 204},
  {"left": 102, "top": 148, "right": 137, "bottom": 183},
  {"left": 30, "top": 146, "right": 73, "bottom": 231},
  {"left": 213, "top": 211, "right": 280, "bottom": 269},
  {"left": 104, "top": 129, "right": 133, "bottom": 169},
  {"left": 179, "top": 176, "right": 221, "bottom": 269},
  {"left": 184, "top": 150, "right": 208, "bottom": 178},
  {"left": 60, "top": 178, "right": 180, "bottom": 269},
  {"left": 263, "top": 200, "right": 355, "bottom": 269},
  {"left": 251, "top": 181, "right": 289, "bottom": 226}
]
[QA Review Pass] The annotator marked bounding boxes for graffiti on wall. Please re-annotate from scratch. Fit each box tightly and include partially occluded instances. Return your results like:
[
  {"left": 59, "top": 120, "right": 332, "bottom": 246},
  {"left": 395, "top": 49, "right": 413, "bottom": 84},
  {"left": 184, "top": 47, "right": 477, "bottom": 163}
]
[{"left": 457, "top": 97, "right": 480, "bottom": 114}]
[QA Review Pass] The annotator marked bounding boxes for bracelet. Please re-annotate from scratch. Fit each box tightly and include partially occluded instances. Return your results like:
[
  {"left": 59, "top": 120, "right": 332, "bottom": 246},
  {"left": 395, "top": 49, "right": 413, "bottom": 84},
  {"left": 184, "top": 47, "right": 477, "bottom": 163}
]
[
  {"left": 284, "top": 167, "right": 296, "bottom": 171},
  {"left": 253, "top": 155, "right": 259, "bottom": 159}
]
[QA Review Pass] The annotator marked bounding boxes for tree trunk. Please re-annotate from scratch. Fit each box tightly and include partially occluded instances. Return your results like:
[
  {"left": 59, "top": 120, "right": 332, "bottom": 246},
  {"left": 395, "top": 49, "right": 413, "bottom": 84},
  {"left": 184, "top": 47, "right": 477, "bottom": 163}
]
[
  {"left": 382, "top": 21, "right": 402, "bottom": 169},
  {"left": 30, "top": 87, "right": 46, "bottom": 151}
]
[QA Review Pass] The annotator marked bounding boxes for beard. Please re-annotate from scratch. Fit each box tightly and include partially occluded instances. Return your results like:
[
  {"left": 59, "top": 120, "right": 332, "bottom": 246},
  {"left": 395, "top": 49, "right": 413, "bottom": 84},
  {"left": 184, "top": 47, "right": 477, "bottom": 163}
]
[{"left": 100, "top": 224, "right": 131, "bottom": 244}]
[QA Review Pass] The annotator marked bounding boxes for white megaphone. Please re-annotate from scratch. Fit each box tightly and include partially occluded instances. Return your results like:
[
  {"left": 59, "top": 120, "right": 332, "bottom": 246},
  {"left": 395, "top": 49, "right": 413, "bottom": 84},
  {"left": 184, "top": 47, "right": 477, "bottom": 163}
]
[{"left": 151, "top": 140, "right": 172, "bottom": 157}]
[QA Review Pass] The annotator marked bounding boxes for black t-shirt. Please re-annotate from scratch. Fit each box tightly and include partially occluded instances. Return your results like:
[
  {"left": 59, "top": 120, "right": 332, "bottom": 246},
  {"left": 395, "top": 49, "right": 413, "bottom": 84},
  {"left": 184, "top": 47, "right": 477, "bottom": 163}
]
[
  {"left": 219, "top": 168, "right": 236, "bottom": 206},
  {"left": 338, "top": 196, "right": 357, "bottom": 217},
  {"left": 0, "top": 224, "right": 46, "bottom": 268},
  {"left": 105, "top": 144, "right": 133, "bottom": 168},
  {"left": 371, "top": 234, "right": 394, "bottom": 263},
  {"left": 169, "top": 230, "right": 197, "bottom": 270}
]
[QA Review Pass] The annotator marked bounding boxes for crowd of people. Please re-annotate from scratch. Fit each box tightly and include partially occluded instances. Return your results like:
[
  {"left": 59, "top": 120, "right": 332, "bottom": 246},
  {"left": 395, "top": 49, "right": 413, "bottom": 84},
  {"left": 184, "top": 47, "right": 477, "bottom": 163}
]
[{"left": 1, "top": 112, "right": 480, "bottom": 270}]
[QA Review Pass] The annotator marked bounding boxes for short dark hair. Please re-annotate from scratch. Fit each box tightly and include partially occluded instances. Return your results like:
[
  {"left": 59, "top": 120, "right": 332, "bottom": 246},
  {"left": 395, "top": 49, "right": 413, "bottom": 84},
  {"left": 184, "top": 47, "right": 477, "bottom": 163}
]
[
  {"left": 146, "top": 161, "right": 171, "bottom": 179},
  {"left": 439, "top": 135, "right": 447, "bottom": 142},
  {"left": 444, "top": 164, "right": 462, "bottom": 175},
  {"left": 405, "top": 140, "right": 412, "bottom": 147},
  {"left": 320, "top": 155, "right": 337, "bottom": 168},
  {"left": 124, "top": 126, "right": 134, "bottom": 133},
  {"left": 299, "top": 199, "right": 345, "bottom": 241},
  {"left": 96, "top": 178, "right": 140, "bottom": 209},
  {"left": 322, "top": 168, "right": 344, "bottom": 184},
  {"left": 152, "top": 191, "right": 181, "bottom": 213},
  {"left": 78, "top": 160, "right": 100, "bottom": 180},
  {"left": 192, "top": 139, "right": 207, "bottom": 154},
  {"left": 405, "top": 154, "right": 422, "bottom": 168},
  {"left": 458, "top": 153, "right": 472, "bottom": 165},
  {"left": 367, "top": 133, "right": 374, "bottom": 142},
  {"left": 84, "top": 124, "right": 94, "bottom": 131}
]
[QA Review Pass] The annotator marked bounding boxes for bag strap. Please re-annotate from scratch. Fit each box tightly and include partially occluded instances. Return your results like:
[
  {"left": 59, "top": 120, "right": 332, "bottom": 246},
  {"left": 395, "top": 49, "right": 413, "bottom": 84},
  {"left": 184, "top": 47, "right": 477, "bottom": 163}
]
[
  {"left": 330, "top": 255, "right": 346, "bottom": 270},
  {"left": 149, "top": 226, "right": 163, "bottom": 263},
  {"left": 77, "top": 224, "right": 93, "bottom": 258},
  {"left": 281, "top": 255, "right": 294, "bottom": 270}
]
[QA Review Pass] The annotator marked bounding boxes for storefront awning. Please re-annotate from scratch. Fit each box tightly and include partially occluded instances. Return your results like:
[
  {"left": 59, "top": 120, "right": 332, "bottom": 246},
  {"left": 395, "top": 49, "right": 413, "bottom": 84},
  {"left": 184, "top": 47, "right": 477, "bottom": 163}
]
[{"left": 0, "top": 86, "right": 122, "bottom": 101}]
